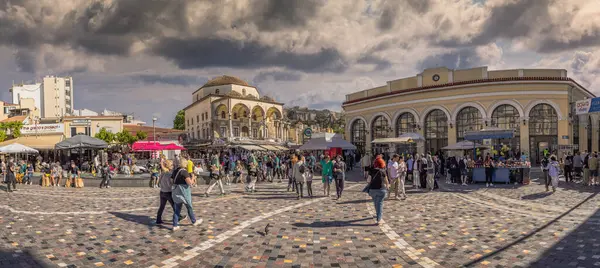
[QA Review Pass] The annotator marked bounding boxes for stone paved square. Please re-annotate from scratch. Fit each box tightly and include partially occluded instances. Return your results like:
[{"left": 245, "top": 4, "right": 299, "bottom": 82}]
[{"left": 0, "top": 170, "right": 599, "bottom": 268}]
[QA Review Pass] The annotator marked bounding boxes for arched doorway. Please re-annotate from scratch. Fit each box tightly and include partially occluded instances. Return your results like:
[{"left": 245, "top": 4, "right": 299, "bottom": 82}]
[
  {"left": 395, "top": 113, "right": 417, "bottom": 155},
  {"left": 371, "top": 115, "right": 390, "bottom": 156},
  {"left": 491, "top": 104, "right": 521, "bottom": 153},
  {"left": 241, "top": 126, "right": 249, "bottom": 137},
  {"left": 424, "top": 110, "right": 448, "bottom": 153},
  {"left": 529, "top": 104, "right": 558, "bottom": 164},
  {"left": 350, "top": 119, "right": 367, "bottom": 155},
  {"left": 456, "top": 107, "right": 482, "bottom": 142}
]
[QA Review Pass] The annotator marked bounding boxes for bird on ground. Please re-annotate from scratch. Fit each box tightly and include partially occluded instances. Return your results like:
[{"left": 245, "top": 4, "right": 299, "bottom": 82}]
[{"left": 264, "top": 223, "right": 271, "bottom": 235}]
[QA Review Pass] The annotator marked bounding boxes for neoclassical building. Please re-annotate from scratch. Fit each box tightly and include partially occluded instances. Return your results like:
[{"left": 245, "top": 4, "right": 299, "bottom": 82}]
[
  {"left": 342, "top": 66, "right": 596, "bottom": 164},
  {"left": 183, "top": 76, "right": 289, "bottom": 142}
]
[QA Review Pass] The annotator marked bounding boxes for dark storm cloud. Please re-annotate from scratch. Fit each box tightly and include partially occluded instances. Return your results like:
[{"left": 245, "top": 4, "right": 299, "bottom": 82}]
[
  {"left": 152, "top": 38, "right": 348, "bottom": 73},
  {"left": 434, "top": 0, "right": 594, "bottom": 53},
  {"left": 417, "top": 48, "right": 486, "bottom": 70},
  {"left": 377, "top": 0, "right": 430, "bottom": 31},
  {"left": 253, "top": 71, "right": 303, "bottom": 84},
  {"left": 13, "top": 49, "right": 35, "bottom": 73},
  {"left": 356, "top": 55, "right": 392, "bottom": 71},
  {"left": 130, "top": 74, "right": 207, "bottom": 87},
  {"left": 251, "top": 0, "right": 321, "bottom": 31}
]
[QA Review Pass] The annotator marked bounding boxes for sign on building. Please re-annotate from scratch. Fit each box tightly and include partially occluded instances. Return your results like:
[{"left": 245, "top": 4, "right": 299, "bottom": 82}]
[
  {"left": 21, "top": 123, "right": 64, "bottom": 135},
  {"left": 576, "top": 97, "right": 600, "bottom": 115}
]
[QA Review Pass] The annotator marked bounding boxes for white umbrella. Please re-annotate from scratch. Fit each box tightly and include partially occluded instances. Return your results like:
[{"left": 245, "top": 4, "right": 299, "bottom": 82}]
[
  {"left": 0, "top": 143, "right": 39, "bottom": 154},
  {"left": 397, "top": 132, "right": 425, "bottom": 142},
  {"left": 442, "top": 140, "right": 488, "bottom": 150}
]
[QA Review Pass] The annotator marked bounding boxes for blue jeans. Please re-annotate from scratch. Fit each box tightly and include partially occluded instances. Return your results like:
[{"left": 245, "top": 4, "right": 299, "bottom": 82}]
[
  {"left": 173, "top": 202, "right": 197, "bottom": 227},
  {"left": 369, "top": 188, "right": 387, "bottom": 222}
]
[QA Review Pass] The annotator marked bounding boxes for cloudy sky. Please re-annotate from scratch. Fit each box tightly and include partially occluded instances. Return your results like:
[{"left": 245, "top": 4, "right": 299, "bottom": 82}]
[{"left": 0, "top": 0, "right": 599, "bottom": 127}]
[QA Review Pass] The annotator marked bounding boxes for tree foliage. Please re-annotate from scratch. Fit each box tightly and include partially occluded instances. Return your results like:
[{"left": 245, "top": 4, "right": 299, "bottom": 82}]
[
  {"left": 115, "top": 130, "right": 138, "bottom": 145},
  {"left": 173, "top": 110, "right": 185, "bottom": 130},
  {"left": 94, "top": 128, "right": 115, "bottom": 143},
  {"left": 0, "top": 130, "right": 7, "bottom": 142},
  {"left": 136, "top": 131, "right": 148, "bottom": 141},
  {"left": 0, "top": 121, "right": 23, "bottom": 138}
]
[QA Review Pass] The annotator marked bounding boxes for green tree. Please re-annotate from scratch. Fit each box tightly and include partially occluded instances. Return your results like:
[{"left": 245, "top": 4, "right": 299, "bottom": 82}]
[
  {"left": 116, "top": 130, "right": 138, "bottom": 145},
  {"left": 94, "top": 128, "right": 115, "bottom": 143},
  {"left": 0, "top": 130, "right": 7, "bottom": 142},
  {"left": 173, "top": 110, "right": 185, "bottom": 130},
  {"left": 136, "top": 131, "right": 148, "bottom": 141}
]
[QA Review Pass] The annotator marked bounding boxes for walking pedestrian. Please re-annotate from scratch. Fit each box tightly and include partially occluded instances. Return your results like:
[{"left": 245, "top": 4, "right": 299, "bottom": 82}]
[
  {"left": 171, "top": 157, "right": 202, "bottom": 231},
  {"left": 387, "top": 154, "right": 399, "bottom": 200},
  {"left": 320, "top": 155, "right": 333, "bottom": 197},
  {"left": 368, "top": 159, "right": 389, "bottom": 225},
  {"left": 426, "top": 154, "right": 435, "bottom": 191},
  {"left": 548, "top": 156, "right": 560, "bottom": 192},
  {"left": 99, "top": 162, "right": 112, "bottom": 188},
  {"left": 155, "top": 160, "right": 187, "bottom": 224},
  {"left": 563, "top": 154, "right": 573, "bottom": 183},
  {"left": 205, "top": 163, "right": 225, "bottom": 197},
  {"left": 5, "top": 159, "right": 16, "bottom": 192},
  {"left": 397, "top": 156, "right": 407, "bottom": 199},
  {"left": 292, "top": 154, "right": 306, "bottom": 199},
  {"left": 589, "top": 153, "right": 598, "bottom": 186},
  {"left": 333, "top": 155, "right": 346, "bottom": 200},
  {"left": 413, "top": 154, "right": 421, "bottom": 189},
  {"left": 306, "top": 166, "right": 314, "bottom": 198},
  {"left": 484, "top": 156, "right": 494, "bottom": 187},
  {"left": 541, "top": 156, "right": 550, "bottom": 191}
]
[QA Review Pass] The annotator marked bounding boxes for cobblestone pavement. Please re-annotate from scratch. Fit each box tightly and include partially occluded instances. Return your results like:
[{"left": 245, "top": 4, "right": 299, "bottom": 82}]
[{"left": 0, "top": 169, "right": 599, "bottom": 268}]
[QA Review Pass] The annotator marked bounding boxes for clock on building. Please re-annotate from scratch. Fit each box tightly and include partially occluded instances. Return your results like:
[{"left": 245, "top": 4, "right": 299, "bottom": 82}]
[{"left": 432, "top": 74, "right": 440, "bottom": 81}]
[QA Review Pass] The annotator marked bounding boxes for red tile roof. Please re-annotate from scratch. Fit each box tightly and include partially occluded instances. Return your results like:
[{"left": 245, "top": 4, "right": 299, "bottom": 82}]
[{"left": 1, "top": 116, "right": 26, "bottom": 123}]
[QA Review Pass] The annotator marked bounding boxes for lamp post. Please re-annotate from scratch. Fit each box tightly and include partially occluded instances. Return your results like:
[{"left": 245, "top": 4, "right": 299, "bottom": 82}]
[{"left": 152, "top": 117, "right": 157, "bottom": 145}]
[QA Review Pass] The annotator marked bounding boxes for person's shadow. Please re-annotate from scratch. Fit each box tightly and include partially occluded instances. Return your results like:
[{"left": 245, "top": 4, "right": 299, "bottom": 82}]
[
  {"left": 292, "top": 217, "right": 375, "bottom": 228},
  {"left": 109, "top": 212, "right": 171, "bottom": 230}
]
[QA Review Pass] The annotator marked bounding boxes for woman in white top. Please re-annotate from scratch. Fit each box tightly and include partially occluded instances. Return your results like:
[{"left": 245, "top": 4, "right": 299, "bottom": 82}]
[
  {"left": 398, "top": 156, "right": 408, "bottom": 199},
  {"left": 413, "top": 154, "right": 421, "bottom": 189}
]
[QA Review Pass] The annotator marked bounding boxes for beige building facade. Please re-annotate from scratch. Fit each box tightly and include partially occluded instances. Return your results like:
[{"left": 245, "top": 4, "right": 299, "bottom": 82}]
[
  {"left": 184, "top": 76, "right": 290, "bottom": 142},
  {"left": 343, "top": 66, "right": 596, "bottom": 164}
]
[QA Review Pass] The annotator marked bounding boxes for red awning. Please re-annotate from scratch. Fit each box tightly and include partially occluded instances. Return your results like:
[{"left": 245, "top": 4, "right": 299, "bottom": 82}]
[{"left": 132, "top": 142, "right": 185, "bottom": 151}]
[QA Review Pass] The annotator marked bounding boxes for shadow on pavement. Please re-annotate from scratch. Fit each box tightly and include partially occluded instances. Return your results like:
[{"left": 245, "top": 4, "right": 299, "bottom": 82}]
[
  {"left": 520, "top": 192, "right": 553, "bottom": 200},
  {"left": 109, "top": 211, "right": 171, "bottom": 230},
  {"left": 292, "top": 217, "right": 375, "bottom": 228},
  {"left": 0, "top": 248, "right": 46, "bottom": 267},
  {"left": 462, "top": 191, "right": 599, "bottom": 267}
]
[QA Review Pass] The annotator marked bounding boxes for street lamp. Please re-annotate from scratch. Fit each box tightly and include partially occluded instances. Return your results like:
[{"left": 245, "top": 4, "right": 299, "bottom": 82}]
[{"left": 152, "top": 117, "right": 157, "bottom": 145}]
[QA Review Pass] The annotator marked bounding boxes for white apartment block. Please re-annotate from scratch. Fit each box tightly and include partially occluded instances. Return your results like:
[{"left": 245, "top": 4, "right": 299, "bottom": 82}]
[{"left": 10, "top": 76, "right": 74, "bottom": 119}]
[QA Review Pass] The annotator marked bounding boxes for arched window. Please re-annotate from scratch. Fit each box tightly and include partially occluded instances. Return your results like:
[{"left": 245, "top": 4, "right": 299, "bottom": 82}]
[
  {"left": 491, "top": 104, "right": 521, "bottom": 151},
  {"left": 233, "top": 113, "right": 238, "bottom": 119},
  {"left": 351, "top": 119, "right": 366, "bottom": 155},
  {"left": 529, "top": 104, "right": 558, "bottom": 136},
  {"left": 252, "top": 114, "right": 257, "bottom": 121},
  {"left": 492, "top": 105, "right": 520, "bottom": 132},
  {"left": 371, "top": 116, "right": 389, "bottom": 139},
  {"left": 395, "top": 113, "right": 416, "bottom": 136},
  {"left": 424, "top": 110, "right": 448, "bottom": 153},
  {"left": 221, "top": 111, "right": 226, "bottom": 119},
  {"left": 456, "top": 107, "right": 482, "bottom": 141},
  {"left": 395, "top": 113, "right": 416, "bottom": 154},
  {"left": 215, "top": 89, "right": 220, "bottom": 94}
]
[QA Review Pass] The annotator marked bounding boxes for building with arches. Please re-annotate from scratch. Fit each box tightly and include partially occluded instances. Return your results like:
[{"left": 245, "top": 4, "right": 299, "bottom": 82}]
[
  {"left": 342, "top": 66, "right": 596, "bottom": 164},
  {"left": 183, "top": 75, "right": 289, "bottom": 142}
]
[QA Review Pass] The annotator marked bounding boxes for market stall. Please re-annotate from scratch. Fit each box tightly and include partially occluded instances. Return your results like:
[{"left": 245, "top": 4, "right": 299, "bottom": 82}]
[
  {"left": 464, "top": 128, "right": 531, "bottom": 184},
  {"left": 299, "top": 133, "right": 356, "bottom": 157}
]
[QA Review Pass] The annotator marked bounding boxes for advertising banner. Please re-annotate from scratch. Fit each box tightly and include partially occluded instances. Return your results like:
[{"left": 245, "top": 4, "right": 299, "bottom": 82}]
[
  {"left": 576, "top": 97, "right": 600, "bottom": 115},
  {"left": 21, "top": 124, "right": 64, "bottom": 135}
]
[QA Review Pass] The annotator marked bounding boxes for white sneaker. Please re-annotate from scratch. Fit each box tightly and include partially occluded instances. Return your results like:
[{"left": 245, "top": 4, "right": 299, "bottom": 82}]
[
  {"left": 486, "top": 183, "right": 489, "bottom": 187},
  {"left": 172, "top": 226, "right": 180, "bottom": 231},
  {"left": 490, "top": 183, "right": 494, "bottom": 186},
  {"left": 193, "top": 219, "right": 203, "bottom": 226}
]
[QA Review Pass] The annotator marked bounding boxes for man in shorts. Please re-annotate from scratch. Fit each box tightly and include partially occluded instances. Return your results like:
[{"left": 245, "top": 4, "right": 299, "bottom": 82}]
[{"left": 69, "top": 161, "right": 80, "bottom": 187}]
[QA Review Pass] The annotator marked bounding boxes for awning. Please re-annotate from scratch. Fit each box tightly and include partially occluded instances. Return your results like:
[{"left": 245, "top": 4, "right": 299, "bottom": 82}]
[
  {"left": 275, "top": 146, "right": 289, "bottom": 151},
  {"left": 237, "top": 145, "right": 266, "bottom": 151},
  {"left": 0, "top": 135, "right": 64, "bottom": 150},
  {"left": 464, "top": 128, "right": 515, "bottom": 140},
  {"left": 259, "top": 145, "right": 281, "bottom": 151}
]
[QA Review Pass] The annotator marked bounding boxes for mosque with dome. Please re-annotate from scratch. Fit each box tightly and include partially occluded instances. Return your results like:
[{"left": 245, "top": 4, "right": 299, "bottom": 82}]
[{"left": 182, "top": 75, "right": 290, "bottom": 145}]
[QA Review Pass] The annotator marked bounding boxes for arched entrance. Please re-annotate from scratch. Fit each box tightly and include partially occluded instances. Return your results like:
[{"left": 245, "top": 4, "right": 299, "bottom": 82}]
[
  {"left": 350, "top": 119, "right": 367, "bottom": 155},
  {"left": 371, "top": 115, "right": 390, "bottom": 156},
  {"left": 395, "top": 113, "right": 417, "bottom": 155},
  {"left": 424, "top": 110, "right": 448, "bottom": 153},
  {"left": 241, "top": 126, "right": 249, "bottom": 137},
  {"left": 528, "top": 104, "right": 558, "bottom": 164},
  {"left": 456, "top": 107, "right": 482, "bottom": 142},
  {"left": 491, "top": 104, "right": 521, "bottom": 152}
]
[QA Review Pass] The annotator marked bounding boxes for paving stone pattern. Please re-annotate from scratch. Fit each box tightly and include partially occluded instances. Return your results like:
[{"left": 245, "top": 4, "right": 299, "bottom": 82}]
[{"left": 0, "top": 170, "right": 598, "bottom": 267}]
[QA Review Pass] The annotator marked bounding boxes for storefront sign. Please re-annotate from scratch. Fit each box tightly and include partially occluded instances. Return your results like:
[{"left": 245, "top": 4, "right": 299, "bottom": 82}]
[
  {"left": 558, "top": 144, "right": 578, "bottom": 150},
  {"left": 21, "top": 124, "right": 64, "bottom": 135},
  {"left": 562, "top": 135, "right": 569, "bottom": 139},
  {"left": 576, "top": 97, "right": 600, "bottom": 115},
  {"left": 71, "top": 119, "right": 92, "bottom": 126}
]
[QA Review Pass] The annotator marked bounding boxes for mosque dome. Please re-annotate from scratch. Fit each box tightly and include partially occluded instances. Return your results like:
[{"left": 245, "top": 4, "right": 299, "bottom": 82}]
[{"left": 202, "top": 75, "right": 250, "bottom": 88}]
